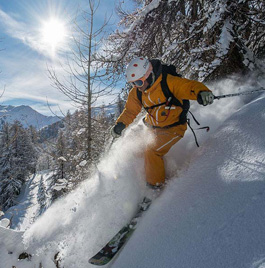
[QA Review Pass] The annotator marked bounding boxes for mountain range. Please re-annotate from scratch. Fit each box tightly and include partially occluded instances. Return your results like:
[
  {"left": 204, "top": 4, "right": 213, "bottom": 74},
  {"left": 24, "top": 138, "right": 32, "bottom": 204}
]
[{"left": 0, "top": 105, "right": 61, "bottom": 130}]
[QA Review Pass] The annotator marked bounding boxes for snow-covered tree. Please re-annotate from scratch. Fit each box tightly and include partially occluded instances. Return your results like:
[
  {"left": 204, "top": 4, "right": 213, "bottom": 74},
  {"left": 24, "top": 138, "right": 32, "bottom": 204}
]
[
  {"left": 0, "top": 178, "right": 22, "bottom": 210},
  {"left": 115, "top": 90, "right": 127, "bottom": 118},
  {"left": 48, "top": 108, "right": 113, "bottom": 200},
  {"left": 37, "top": 175, "right": 47, "bottom": 216},
  {"left": 55, "top": 130, "right": 67, "bottom": 180},
  {"left": 29, "top": 125, "right": 39, "bottom": 144},
  {"left": 9, "top": 121, "right": 37, "bottom": 177},
  {"left": 92, "top": 105, "right": 113, "bottom": 159},
  {"left": 100, "top": 0, "right": 265, "bottom": 82},
  {"left": 0, "top": 121, "right": 38, "bottom": 210}
]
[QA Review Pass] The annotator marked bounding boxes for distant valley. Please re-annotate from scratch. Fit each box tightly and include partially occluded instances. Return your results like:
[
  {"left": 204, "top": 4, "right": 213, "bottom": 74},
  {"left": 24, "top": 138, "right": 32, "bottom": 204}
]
[{"left": 0, "top": 105, "right": 61, "bottom": 130}]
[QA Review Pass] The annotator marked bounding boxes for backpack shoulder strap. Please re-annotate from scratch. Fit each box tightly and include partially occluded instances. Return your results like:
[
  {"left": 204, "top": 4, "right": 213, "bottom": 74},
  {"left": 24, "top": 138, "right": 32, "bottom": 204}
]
[
  {"left": 136, "top": 88, "right": 142, "bottom": 103},
  {"left": 160, "top": 71, "right": 183, "bottom": 108},
  {"left": 160, "top": 71, "right": 190, "bottom": 125}
]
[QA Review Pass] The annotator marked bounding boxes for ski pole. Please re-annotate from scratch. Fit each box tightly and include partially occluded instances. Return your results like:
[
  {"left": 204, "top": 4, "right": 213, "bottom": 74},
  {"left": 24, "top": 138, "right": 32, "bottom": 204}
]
[
  {"left": 108, "top": 137, "right": 116, "bottom": 151},
  {"left": 214, "top": 87, "right": 265, "bottom": 100}
]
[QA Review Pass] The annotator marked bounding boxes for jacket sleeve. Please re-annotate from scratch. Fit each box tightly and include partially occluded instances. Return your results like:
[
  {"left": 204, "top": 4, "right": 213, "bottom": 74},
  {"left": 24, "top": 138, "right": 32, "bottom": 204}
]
[
  {"left": 116, "top": 88, "right": 142, "bottom": 127},
  {"left": 168, "top": 76, "right": 211, "bottom": 101}
]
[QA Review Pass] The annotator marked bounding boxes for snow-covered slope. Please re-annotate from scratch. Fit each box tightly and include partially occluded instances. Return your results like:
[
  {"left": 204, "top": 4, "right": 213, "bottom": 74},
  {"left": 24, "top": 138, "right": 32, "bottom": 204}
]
[
  {"left": 0, "top": 105, "right": 60, "bottom": 129},
  {"left": 1, "top": 86, "right": 265, "bottom": 268},
  {"left": 113, "top": 96, "right": 265, "bottom": 268},
  {"left": 3, "top": 171, "right": 54, "bottom": 231}
]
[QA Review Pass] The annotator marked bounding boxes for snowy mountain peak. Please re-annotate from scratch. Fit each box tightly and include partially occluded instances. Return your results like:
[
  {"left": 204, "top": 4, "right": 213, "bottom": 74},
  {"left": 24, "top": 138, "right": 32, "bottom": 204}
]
[{"left": 0, "top": 105, "right": 61, "bottom": 130}]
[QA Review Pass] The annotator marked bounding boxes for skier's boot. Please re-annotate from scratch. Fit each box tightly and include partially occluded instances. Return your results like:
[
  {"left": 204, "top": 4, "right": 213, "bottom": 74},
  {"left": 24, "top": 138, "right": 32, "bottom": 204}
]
[
  {"left": 146, "top": 182, "right": 164, "bottom": 190},
  {"left": 145, "top": 182, "right": 164, "bottom": 200}
]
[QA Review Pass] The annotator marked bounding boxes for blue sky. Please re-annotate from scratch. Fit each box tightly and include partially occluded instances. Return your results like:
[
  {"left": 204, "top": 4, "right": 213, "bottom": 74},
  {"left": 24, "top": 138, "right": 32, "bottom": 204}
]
[{"left": 0, "top": 0, "right": 121, "bottom": 116}]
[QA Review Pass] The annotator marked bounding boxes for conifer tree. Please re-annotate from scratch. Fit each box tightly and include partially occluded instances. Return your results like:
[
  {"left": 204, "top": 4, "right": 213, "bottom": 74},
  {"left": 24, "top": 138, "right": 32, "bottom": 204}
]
[
  {"left": 101, "top": 0, "right": 265, "bottom": 81},
  {"left": 0, "top": 121, "right": 38, "bottom": 210},
  {"left": 55, "top": 130, "right": 67, "bottom": 180},
  {"left": 37, "top": 175, "right": 47, "bottom": 216}
]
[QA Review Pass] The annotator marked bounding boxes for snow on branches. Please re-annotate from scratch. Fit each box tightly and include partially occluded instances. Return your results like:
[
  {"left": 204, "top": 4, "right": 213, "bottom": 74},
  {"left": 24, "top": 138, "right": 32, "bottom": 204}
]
[{"left": 101, "top": 0, "right": 265, "bottom": 82}]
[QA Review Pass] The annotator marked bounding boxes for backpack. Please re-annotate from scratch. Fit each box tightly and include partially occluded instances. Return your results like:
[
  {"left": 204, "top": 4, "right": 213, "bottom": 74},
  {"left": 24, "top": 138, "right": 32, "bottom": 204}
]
[{"left": 136, "top": 64, "right": 190, "bottom": 128}]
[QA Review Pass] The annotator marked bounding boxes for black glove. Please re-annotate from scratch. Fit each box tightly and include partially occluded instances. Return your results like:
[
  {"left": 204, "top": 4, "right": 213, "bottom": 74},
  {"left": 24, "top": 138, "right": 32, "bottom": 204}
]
[{"left": 111, "top": 122, "right": 126, "bottom": 138}]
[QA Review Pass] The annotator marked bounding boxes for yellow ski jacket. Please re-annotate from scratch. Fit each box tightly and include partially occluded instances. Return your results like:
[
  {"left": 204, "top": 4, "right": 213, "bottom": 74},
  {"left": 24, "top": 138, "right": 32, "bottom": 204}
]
[{"left": 117, "top": 74, "right": 211, "bottom": 136}]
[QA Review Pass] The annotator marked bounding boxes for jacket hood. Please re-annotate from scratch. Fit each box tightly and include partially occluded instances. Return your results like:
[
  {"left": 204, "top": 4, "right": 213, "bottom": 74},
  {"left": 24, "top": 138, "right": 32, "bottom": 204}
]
[{"left": 150, "top": 59, "right": 162, "bottom": 80}]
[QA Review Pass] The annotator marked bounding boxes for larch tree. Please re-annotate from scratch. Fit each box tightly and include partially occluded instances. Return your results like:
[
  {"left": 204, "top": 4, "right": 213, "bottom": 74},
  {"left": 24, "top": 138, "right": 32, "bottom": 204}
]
[{"left": 48, "top": 0, "right": 114, "bottom": 162}]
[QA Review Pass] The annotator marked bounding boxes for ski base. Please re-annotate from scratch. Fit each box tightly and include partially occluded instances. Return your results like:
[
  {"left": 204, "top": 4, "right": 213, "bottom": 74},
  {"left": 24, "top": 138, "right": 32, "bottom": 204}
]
[{"left": 89, "top": 197, "right": 152, "bottom": 266}]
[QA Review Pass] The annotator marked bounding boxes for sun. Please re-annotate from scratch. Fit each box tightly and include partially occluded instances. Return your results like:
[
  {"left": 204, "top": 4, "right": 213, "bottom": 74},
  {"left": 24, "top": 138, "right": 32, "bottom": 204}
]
[{"left": 40, "top": 18, "right": 67, "bottom": 53}]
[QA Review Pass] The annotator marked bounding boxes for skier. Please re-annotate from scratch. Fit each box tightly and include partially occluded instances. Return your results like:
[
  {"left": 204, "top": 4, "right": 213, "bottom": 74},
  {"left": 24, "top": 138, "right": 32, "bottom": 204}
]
[{"left": 111, "top": 57, "right": 214, "bottom": 188}]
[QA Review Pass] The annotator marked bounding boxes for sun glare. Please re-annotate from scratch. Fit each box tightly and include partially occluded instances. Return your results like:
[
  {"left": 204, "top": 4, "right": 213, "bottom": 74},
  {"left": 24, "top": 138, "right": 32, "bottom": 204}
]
[{"left": 41, "top": 18, "right": 67, "bottom": 54}]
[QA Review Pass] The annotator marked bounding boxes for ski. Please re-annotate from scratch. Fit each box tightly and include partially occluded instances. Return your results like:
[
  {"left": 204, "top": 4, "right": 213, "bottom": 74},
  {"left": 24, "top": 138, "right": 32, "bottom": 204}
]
[{"left": 89, "top": 197, "right": 152, "bottom": 266}]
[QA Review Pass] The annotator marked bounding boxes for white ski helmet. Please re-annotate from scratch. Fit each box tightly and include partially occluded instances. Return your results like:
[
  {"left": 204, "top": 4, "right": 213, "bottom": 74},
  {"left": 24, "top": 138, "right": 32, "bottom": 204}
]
[{"left": 126, "top": 57, "right": 153, "bottom": 86}]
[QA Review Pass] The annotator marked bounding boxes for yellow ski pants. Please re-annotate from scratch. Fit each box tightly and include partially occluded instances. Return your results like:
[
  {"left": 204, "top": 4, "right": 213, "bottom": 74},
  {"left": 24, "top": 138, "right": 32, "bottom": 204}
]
[{"left": 145, "top": 127, "right": 183, "bottom": 186}]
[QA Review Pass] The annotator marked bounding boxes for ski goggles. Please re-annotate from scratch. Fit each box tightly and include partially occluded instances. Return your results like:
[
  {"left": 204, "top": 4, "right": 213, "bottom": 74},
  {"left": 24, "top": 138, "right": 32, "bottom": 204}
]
[{"left": 130, "top": 64, "right": 153, "bottom": 88}]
